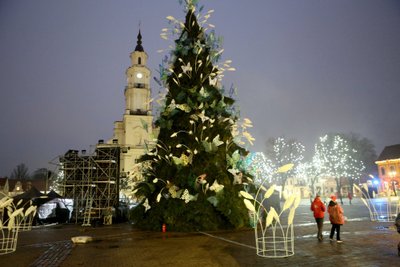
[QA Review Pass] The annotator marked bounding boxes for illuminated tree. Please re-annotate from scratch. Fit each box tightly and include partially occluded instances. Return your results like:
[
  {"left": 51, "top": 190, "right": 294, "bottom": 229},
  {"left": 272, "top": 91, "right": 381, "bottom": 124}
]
[
  {"left": 244, "top": 152, "right": 274, "bottom": 185},
  {"left": 315, "top": 134, "right": 365, "bottom": 204},
  {"left": 339, "top": 133, "right": 377, "bottom": 175},
  {"left": 336, "top": 133, "right": 374, "bottom": 201},
  {"left": 49, "top": 170, "right": 64, "bottom": 192},
  {"left": 297, "top": 156, "right": 324, "bottom": 198},
  {"left": 131, "top": 1, "right": 254, "bottom": 231},
  {"left": 265, "top": 137, "right": 305, "bottom": 196}
]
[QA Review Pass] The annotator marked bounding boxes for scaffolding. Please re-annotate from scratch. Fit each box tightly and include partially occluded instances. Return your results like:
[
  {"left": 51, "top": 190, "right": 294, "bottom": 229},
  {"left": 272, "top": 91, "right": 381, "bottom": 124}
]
[{"left": 60, "top": 143, "right": 120, "bottom": 225}]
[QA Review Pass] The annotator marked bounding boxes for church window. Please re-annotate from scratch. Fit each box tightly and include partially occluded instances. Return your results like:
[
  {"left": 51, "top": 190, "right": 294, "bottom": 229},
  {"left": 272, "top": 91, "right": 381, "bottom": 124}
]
[
  {"left": 138, "top": 57, "right": 142, "bottom": 65},
  {"left": 381, "top": 167, "right": 385, "bottom": 176}
]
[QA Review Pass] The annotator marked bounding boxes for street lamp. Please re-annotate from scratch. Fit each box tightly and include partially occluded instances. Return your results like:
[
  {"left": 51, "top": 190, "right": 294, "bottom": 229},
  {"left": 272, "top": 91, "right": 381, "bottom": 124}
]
[
  {"left": 368, "top": 174, "right": 380, "bottom": 195},
  {"left": 42, "top": 168, "right": 48, "bottom": 194}
]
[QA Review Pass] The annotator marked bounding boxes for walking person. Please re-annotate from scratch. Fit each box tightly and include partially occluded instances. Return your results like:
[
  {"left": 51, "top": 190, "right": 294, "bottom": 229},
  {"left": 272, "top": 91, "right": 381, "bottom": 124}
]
[
  {"left": 328, "top": 195, "right": 345, "bottom": 243},
  {"left": 395, "top": 212, "right": 400, "bottom": 256},
  {"left": 311, "top": 194, "right": 326, "bottom": 241},
  {"left": 347, "top": 191, "right": 353, "bottom": 205}
]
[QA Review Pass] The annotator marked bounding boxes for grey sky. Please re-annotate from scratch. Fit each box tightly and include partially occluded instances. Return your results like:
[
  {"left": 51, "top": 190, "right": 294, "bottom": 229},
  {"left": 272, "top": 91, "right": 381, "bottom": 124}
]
[{"left": 1, "top": 0, "right": 399, "bottom": 176}]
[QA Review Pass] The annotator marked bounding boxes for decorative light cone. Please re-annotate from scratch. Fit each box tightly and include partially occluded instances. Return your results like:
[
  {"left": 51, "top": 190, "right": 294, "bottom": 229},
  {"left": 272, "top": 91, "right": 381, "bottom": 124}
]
[
  {"left": 354, "top": 184, "right": 400, "bottom": 222},
  {"left": 241, "top": 179, "right": 300, "bottom": 258},
  {"left": 17, "top": 205, "right": 37, "bottom": 232},
  {"left": 0, "top": 196, "right": 25, "bottom": 255}
]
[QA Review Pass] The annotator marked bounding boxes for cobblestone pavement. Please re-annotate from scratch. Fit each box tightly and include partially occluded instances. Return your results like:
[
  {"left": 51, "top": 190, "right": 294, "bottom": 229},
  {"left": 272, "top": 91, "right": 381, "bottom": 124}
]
[
  {"left": 28, "top": 241, "right": 72, "bottom": 267},
  {"left": 0, "top": 199, "right": 399, "bottom": 267}
]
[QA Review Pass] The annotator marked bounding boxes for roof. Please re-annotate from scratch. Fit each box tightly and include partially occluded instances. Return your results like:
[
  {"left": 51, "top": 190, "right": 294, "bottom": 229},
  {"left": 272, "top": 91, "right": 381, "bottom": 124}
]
[
  {"left": 47, "top": 190, "right": 64, "bottom": 199},
  {"left": 134, "top": 30, "right": 144, "bottom": 52},
  {"left": 376, "top": 144, "right": 400, "bottom": 161},
  {"left": 14, "top": 186, "right": 45, "bottom": 200}
]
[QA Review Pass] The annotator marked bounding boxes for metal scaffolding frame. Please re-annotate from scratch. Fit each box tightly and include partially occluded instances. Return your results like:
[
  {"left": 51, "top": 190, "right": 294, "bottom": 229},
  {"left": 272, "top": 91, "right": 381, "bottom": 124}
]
[{"left": 60, "top": 143, "right": 120, "bottom": 225}]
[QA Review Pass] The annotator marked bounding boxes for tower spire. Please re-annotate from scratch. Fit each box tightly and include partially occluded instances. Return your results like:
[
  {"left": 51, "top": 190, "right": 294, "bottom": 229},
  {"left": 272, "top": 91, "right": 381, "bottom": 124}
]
[{"left": 135, "top": 30, "right": 144, "bottom": 52}]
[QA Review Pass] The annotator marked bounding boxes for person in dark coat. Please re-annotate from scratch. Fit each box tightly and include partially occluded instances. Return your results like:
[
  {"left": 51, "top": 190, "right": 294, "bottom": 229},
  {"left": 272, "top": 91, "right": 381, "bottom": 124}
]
[
  {"left": 311, "top": 195, "right": 326, "bottom": 241},
  {"left": 395, "top": 213, "right": 400, "bottom": 256}
]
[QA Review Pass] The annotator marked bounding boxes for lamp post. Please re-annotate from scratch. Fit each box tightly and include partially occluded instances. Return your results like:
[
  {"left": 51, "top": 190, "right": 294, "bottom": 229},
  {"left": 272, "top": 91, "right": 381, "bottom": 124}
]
[
  {"left": 369, "top": 174, "right": 380, "bottom": 196},
  {"left": 42, "top": 168, "right": 48, "bottom": 194},
  {"left": 389, "top": 171, "right": 397, "bottom": 196}
]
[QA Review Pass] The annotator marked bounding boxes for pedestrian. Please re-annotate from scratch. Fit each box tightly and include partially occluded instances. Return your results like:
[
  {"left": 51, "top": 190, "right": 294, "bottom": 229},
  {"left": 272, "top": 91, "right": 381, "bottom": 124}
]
[
  {"left": 348, "top": 191, "right": 353, "bottom": 205},
  {"left": 310, "top": 194, "right": 326, "bottom": 241},
  {"left": 328, "top": 195, "right": 345, "bottom": 243},
  {"left": 395, "top": 212, "right": 400, "bottom": 256}
]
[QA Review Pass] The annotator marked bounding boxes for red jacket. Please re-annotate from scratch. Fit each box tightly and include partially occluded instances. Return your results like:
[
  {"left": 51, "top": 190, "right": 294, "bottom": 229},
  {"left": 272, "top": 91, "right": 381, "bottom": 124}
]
[{"left": 311, "top": 197, "right": 326, "bottom": 219}]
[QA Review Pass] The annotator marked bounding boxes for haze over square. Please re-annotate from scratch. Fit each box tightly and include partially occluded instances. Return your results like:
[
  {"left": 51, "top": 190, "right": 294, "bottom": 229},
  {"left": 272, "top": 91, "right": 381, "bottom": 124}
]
[{"left": 0, "top": 0, "right": 399, "bottom": 176}]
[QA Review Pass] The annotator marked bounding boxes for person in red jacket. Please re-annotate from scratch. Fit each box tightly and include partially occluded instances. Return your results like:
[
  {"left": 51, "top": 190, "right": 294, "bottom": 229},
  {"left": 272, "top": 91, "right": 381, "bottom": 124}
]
[
  {"left": 310, "top": 194, "right": 326, "bottom": 241},
  {"left": 328, "top": 195, "right": 345, "bottom": 243}
]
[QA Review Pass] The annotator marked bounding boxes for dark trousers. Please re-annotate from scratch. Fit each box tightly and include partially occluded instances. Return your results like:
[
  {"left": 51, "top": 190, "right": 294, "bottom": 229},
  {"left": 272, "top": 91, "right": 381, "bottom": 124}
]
[
  {"left": 330, "top": 224, "right": 341, "bottom": 240},
  {"left": 315, "top": 218, "right": 324, "bottom": 239},
  {"left": 398, "top": 241, "right": 400, "bottom": 256}
]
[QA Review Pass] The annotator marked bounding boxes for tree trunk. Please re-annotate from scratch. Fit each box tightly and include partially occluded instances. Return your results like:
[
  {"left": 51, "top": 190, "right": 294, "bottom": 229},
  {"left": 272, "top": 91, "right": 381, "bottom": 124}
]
[{"left": 335, "top": 177, "right": 343, "bottom": 205}]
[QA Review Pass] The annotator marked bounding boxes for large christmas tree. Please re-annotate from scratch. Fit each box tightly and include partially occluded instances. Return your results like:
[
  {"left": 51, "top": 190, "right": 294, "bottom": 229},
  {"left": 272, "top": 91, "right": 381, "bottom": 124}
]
[{"left": 131, "top": 0, "right": 254, "bottom": 231}]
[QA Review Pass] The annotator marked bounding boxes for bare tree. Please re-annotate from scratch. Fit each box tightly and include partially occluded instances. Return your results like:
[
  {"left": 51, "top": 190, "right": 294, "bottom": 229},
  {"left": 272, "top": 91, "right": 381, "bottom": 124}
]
[{"left": 10, "top": 163, "right": 30, "bottom": 180}]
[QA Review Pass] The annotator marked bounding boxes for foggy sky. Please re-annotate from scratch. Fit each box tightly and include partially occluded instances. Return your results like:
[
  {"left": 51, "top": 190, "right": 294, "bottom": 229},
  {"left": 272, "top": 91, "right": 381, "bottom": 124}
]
[{"left": 1, "top": 0, "right": 400, "bottom": 176}]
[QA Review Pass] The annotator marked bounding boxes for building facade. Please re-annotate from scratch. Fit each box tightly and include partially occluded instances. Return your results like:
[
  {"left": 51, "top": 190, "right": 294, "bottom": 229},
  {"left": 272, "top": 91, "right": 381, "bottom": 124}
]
[{"left": 375, "top": 144, "right": 400, "bottom": 196}]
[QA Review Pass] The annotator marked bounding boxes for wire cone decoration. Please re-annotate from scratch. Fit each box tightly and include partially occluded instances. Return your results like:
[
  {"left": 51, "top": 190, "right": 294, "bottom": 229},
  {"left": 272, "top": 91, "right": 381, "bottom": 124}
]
[
  {"left": 0, "top": 195, "right": 36, "bottom": 254},
  {"left": 354, "top": 184, "right": 400, "bottom": 222},
  {"left": 17, "top": 204, "right": 37, "bottom": 232},
  {"left": 242, "top": 163, "right": 301, "bottom": 258}
]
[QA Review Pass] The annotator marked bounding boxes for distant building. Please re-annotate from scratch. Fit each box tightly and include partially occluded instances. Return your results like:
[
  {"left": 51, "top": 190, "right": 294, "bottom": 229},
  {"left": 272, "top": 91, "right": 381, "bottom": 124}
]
[
  {"left": 290, "top": 175, "right": 354, "bottom": 200},
  {"left": 0, "top": 177, "right": 47, "bottom": 197},
  {"left": 375, "top": 144, "right": 400, "bottom": 195},
  {"left": 321, "top": 177, "right": 338, "bottom": 196},
  {"left": 283, "top": 176, "right": 309, "bottom": 198}
]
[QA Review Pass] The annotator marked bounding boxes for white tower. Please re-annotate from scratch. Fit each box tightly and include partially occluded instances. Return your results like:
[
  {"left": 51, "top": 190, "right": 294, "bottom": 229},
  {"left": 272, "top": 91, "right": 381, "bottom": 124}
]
[{"left": 111, "top": 31, "right": 155, "bottom": 178}]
